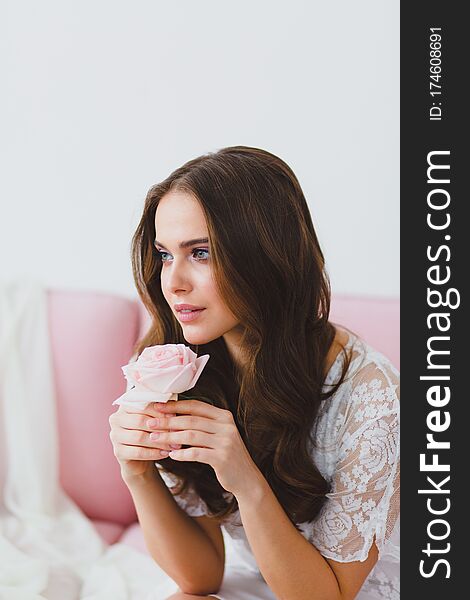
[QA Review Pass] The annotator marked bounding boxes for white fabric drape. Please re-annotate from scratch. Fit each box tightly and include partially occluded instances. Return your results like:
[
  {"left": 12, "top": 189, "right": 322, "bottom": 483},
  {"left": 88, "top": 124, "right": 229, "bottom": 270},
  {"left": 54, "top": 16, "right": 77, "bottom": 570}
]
[
  {"left": 0, "top": 281, "right": 277, "bottom": 600},
  {"left": 0, "top": 281, "right": 181, "bottom": 599}
]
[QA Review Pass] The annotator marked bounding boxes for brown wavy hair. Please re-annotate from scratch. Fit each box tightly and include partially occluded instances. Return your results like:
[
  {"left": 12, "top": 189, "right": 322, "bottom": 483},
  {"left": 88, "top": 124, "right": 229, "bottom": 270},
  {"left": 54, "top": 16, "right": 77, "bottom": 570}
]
[{"left": 131, "top": 146, "right": 355, "bottom": 528}]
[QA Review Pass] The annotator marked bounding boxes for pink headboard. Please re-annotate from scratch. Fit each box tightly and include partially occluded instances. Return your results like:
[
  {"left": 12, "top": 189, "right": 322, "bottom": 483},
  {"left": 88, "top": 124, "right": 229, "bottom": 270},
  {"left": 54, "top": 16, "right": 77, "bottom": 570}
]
[
  {"left": 330, "top": 294, "right": 400, "bottom": 370},
  {"left": 48, "top": 290, "right": 141, "bottom": 526}
]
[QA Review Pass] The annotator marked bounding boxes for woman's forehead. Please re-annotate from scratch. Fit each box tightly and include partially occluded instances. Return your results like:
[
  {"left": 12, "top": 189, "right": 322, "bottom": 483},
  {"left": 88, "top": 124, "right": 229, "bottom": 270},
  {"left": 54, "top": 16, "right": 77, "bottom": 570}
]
[{"left": 155, "top": 190, "right": 208, "bottom": 241}]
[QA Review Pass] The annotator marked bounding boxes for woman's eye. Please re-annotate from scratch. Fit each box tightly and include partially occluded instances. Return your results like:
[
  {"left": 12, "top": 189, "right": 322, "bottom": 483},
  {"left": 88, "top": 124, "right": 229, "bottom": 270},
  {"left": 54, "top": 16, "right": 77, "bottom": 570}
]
[
  {"left": 193, "top": 248, "right": 209, "bottom": 261},
  {"left": 158, "top": 251, "right": 171, "bottom": 261},
  {"left": 156, "top": 248, "right": 209, "bottom": 262}
]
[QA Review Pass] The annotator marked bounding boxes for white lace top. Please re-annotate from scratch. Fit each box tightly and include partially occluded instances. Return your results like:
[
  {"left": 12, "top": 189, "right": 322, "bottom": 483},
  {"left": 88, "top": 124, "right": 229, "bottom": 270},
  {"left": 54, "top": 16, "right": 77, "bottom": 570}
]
[{"left": 154, "top": 333, "right": 400, "bottom": 599}]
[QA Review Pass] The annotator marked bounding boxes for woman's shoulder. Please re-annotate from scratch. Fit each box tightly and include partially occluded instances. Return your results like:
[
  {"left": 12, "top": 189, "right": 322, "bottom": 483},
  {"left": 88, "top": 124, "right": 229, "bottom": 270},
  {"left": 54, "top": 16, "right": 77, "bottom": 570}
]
[
  {"left": 320, "top": 327, "right": 400, "bottom": 425},
  {"left": 313, "top": 327, "right": 400, "bottom": 476}
]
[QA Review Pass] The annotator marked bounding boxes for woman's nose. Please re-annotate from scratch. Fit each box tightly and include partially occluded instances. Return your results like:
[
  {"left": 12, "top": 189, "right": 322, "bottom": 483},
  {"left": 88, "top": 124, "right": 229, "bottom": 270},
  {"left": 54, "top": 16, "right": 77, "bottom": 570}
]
[{"left": 163, "top": 259, "right": 192, "bottom": 293}]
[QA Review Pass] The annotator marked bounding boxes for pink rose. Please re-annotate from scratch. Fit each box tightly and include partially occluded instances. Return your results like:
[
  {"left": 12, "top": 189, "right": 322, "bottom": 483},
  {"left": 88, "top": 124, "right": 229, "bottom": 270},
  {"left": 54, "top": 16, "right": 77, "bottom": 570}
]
[{"left": 112, "top": 344, "right": 210, "bottom": 410}]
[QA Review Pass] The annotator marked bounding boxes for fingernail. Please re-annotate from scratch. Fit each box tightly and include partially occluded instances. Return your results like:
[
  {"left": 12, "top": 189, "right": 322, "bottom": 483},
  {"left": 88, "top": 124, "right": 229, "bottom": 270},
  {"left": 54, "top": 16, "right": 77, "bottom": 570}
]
[{"left": 149, "top": 432, "right": 160, "bottom": 440}]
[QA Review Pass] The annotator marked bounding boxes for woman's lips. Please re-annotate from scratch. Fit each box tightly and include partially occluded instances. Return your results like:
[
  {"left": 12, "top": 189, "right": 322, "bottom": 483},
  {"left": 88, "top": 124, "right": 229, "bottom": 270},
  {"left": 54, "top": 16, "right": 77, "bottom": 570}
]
[{"left": 176, "top": 308, "right": 206, "bottom": 323}]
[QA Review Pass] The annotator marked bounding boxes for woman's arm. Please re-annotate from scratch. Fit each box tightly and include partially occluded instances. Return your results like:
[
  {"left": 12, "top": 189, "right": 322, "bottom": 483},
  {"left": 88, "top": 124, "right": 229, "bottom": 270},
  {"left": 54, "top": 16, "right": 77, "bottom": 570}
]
[
  {"left": 155, "top": 399, "right": 379, "bottom": 599},
  {"left": 156, "top": 397, "right": 395, "bottom": 599},
  {"left": 123, "top": 467, "right": 224, "bottom": 595},
  {"left": 237, "top": 474, "right": 378, "bottom": 600}
]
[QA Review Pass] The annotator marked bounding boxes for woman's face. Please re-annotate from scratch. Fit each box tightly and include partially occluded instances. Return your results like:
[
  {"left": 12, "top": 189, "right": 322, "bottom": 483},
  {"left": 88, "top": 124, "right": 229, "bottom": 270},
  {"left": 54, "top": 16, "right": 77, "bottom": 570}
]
[{"left": 155, "top": 189, "right": 242, "bottom": 349}]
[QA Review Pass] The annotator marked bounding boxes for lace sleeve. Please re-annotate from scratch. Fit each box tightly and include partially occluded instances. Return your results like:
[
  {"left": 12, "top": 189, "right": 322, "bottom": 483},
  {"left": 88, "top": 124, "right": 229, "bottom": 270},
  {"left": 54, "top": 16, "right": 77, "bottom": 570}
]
[
  {"left": 308, "top": 358, "right": 400, "bottom": 563},
  {"left": 155, "top": 465, "right": 210, "bottom": 517}
]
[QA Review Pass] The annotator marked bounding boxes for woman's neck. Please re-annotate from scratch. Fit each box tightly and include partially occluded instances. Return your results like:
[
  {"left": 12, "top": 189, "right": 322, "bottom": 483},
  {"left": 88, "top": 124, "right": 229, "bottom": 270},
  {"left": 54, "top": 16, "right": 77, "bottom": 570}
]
[{"left": 223, "top": 326, "right": 247, "bottom": 372}]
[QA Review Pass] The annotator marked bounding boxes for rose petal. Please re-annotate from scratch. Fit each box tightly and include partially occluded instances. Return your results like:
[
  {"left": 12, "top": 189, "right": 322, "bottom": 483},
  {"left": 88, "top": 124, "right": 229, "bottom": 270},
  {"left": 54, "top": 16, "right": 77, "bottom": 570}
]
[
  {"left": 187, "top": 354, "right": 210, "bottom": 390},
  {"left": 115, "top": 344, "right": 210, "bottom": 408}
]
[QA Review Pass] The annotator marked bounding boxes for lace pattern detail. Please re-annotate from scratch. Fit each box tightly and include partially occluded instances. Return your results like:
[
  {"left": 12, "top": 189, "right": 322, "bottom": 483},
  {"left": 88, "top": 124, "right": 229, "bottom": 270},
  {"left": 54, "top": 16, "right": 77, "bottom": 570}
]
[{"left": 301, "top": 337, "right": 400, "bottom": 566}]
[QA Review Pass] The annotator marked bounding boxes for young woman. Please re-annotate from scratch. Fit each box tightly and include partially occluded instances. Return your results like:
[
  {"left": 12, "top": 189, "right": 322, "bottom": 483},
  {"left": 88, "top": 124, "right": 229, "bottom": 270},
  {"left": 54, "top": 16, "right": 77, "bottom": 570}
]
[{"left": 109, "top": 146, "right": 400, "bottom": 600}]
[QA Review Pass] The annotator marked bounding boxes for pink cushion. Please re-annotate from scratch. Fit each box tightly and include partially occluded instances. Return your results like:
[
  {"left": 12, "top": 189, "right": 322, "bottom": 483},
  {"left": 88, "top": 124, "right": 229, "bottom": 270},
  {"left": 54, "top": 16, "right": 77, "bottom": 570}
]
[
  {"left": 91, "top": 519, "right": 126, "bottom": 545},
  {"left": 48, "top": 290, "right": 140, "bottom": 526},
  {"left": 117, "top": 522, "right": 150, "bottom": 555},
  {"left": 330, "top": 294, "right": 399, "bottom": 370},
  {"left": 137, "top": 300, "right": 152, "bottom": 340}
]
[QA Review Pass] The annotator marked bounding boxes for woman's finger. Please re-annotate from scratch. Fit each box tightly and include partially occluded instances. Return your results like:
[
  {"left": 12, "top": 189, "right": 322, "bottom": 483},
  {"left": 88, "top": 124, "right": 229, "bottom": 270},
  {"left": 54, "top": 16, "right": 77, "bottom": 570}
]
[
  {"left": 168, "top": 446, "right": 213, "bottom": 463},
  {"left": 116, "top": 444, "right": 170, "bottom": 461},
  {"left": 113, "top": 425, "right": 181, "bottom": 451},
  {"left": 158, "top": 400, "right": 233, "bottom": 424},
  {"left": 150, "top": 429, "right": 216, "bottom": 449},
  {"left": 118, "top": 410, "right": 176, "bottom": 432},
  {"left": 148, "top": 414, "right": 220, "bottom": 434},
  {"left": 121, "top": 403, "right": 176, "bottom": 419}
]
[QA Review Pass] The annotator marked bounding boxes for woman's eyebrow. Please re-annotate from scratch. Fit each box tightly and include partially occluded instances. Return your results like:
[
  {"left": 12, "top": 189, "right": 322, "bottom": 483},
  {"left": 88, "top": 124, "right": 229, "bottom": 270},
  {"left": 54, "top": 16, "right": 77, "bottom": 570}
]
[{"left": 154, "top": 237, "right": 209, "bottom": 249}]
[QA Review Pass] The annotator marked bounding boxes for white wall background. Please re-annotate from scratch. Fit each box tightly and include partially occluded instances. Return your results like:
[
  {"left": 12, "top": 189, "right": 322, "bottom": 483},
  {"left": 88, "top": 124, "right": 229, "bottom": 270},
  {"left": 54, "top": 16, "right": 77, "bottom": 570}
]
[{"left": 1, "top": 0, "right": 399, "bottom": 300}]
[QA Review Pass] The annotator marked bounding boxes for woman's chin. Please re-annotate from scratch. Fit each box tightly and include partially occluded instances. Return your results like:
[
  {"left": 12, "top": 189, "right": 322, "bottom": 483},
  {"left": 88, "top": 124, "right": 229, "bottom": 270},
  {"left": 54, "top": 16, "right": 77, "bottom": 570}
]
[{"left": 183, "top": 330, "right": 213, "bottom": 346}]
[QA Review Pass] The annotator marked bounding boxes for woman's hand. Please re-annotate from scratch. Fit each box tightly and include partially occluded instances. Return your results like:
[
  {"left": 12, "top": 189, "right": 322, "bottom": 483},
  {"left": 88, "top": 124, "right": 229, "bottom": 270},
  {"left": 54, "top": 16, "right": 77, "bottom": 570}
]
[
  {"left": 147, "top": 399, "right": 264, "bottom": 497},
  {"left": 108, "top": 403, "right": 182, "bottom": 480}
]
